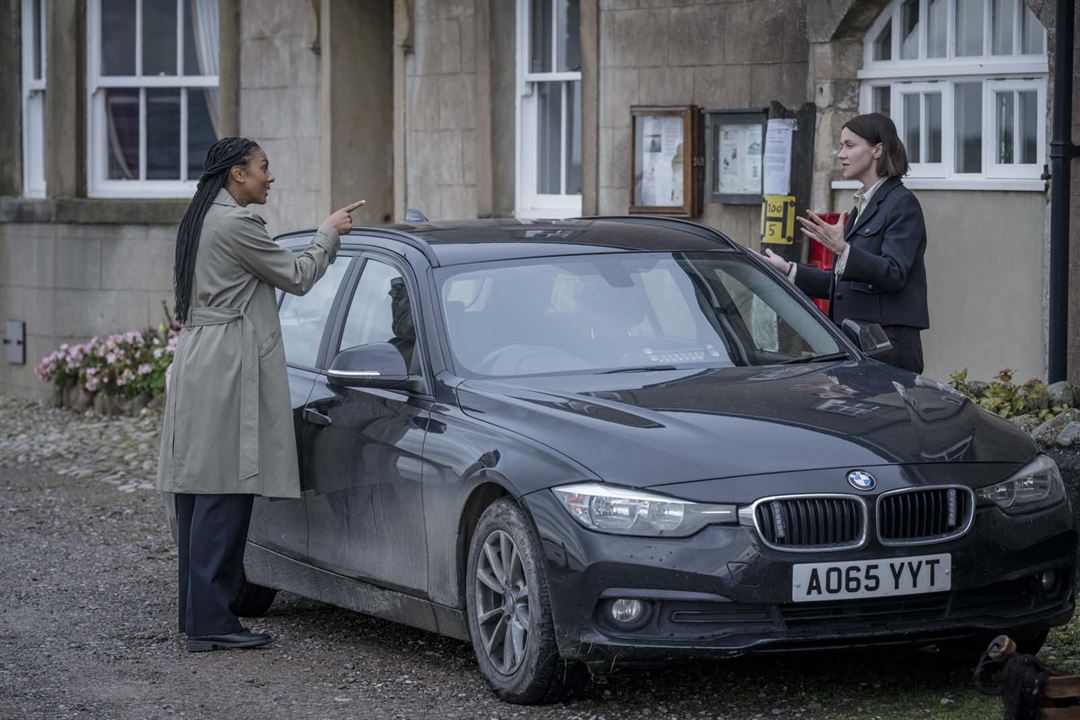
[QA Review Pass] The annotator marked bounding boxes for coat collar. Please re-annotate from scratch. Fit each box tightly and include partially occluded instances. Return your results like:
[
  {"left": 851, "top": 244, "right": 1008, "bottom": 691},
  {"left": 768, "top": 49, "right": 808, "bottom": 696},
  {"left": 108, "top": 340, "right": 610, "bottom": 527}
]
[
  {"left": 212, "top": 188, "right": 241, "bottom": 208},
  {"left": 846, "top": 175, "right": 903, "bottom": 237}
]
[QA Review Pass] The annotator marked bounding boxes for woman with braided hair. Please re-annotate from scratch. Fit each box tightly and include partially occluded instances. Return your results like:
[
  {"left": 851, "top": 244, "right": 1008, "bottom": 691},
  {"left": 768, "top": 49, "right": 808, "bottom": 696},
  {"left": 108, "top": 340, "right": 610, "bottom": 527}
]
[{"left": 157, "top": 137, "right": 363, "bottom": 652}]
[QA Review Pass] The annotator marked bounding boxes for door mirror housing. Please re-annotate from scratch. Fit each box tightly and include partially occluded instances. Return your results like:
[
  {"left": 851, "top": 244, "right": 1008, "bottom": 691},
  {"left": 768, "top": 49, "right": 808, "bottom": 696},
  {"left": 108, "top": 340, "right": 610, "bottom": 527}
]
[
  {"left": 840, "top": 319, "right": 892, "bottom": 359},
  {"left": 327, "top": 343, "right": 410, "bottom": 387}
]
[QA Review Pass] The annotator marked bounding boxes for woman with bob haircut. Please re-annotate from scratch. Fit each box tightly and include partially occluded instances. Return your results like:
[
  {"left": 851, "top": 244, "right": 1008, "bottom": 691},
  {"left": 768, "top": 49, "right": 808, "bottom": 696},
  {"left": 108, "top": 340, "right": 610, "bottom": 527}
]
[
  {"left": 759, "top": 112, "right": 929, "bottom": 374},
  {"left": 157, "top": 136, "right": 363, "bottom": 652}
]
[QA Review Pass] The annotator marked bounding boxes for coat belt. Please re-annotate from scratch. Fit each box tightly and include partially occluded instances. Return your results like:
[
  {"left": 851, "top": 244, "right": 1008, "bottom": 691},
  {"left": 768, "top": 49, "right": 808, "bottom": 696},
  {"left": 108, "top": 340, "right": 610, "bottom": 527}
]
[{"left": 185, "top": 306, "right": 260, "bottom": 481}]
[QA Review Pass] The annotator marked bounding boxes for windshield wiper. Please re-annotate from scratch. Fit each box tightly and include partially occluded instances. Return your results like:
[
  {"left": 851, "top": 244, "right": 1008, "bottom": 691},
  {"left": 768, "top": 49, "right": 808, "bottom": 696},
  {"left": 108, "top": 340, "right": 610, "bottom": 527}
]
[
  {"left": 601, "top": 365, "right": 680, "bottom": 374},
  {"left": 777, "top": 351, "right": 850, "bottom": 365}
]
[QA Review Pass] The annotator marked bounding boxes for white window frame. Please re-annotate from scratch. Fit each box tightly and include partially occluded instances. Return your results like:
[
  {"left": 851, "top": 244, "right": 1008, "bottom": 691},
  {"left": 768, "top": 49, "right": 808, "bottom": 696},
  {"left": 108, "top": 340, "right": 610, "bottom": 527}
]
[
  {"left": 983, "top": 77, "right": 1046, "bottom": 179},
  {"left": 21, "top": 0, "right": 46, "bottom": 198},
  {"left": 846, "top": 0, "right": 1048, "bottom": 191},
  {"left": 86, "top": 0, "right": 218, "bottom": 199},
  {"left": 515, "top": 0, "right": 583, "bottom": 219}
]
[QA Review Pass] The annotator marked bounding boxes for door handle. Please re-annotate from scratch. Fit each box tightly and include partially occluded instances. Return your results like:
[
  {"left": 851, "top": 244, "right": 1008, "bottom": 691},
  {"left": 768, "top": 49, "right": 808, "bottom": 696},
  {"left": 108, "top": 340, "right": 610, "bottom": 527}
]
[{"left": 303, "top": 406, "right": 332, "bottom": 427}]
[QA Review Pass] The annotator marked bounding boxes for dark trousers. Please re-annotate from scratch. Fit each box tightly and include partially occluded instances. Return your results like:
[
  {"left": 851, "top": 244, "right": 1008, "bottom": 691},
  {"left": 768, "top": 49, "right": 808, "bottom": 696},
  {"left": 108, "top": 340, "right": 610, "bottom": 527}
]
[
  {"left": 880, "top": 325, "right": 924, "bottom": 374},
  {"left": 174, "top": 493, "right": 254, "bottom": 637}
]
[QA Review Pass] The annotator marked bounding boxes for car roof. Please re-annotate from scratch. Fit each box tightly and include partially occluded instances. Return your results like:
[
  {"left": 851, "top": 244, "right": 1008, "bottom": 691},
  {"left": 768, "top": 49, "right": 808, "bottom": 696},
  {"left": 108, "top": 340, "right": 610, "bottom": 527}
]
[{"left": 275, "top": 216, "right": 742, "bottom": 267}]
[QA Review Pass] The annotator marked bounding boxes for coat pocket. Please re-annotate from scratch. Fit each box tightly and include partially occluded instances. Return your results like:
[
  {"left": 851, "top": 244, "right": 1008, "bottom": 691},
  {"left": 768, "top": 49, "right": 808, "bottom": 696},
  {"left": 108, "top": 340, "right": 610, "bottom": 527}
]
[
  {"left": 848, "top": 280, "right": 879, "bottom": 294},
  {"left": 258, "top": 329, "right": 282, "bottom": 358}
]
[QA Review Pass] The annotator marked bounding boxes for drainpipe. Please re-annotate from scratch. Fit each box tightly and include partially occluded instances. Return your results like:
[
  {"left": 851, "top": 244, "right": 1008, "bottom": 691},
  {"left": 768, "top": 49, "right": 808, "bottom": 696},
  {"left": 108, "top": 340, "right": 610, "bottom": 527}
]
[{"left": 1048, "top": 0, "right": 1076, "bottom": 383}]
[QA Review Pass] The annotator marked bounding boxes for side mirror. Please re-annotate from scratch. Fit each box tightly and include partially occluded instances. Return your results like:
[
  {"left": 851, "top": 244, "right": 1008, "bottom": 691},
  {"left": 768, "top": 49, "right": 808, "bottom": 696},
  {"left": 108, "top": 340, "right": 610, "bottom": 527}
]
[
  {"left": 327, "top": 342, "right": 409, "bottom": 387},
  {"left": 840, "top": 319, "right": 892, "bottom": 359}
]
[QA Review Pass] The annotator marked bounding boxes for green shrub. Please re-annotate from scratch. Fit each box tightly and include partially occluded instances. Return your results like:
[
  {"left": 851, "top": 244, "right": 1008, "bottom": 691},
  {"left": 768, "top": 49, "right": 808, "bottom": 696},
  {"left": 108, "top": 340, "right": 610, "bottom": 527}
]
[{"left": 949, "top": 368, "right": 1068, "bottom": 421}]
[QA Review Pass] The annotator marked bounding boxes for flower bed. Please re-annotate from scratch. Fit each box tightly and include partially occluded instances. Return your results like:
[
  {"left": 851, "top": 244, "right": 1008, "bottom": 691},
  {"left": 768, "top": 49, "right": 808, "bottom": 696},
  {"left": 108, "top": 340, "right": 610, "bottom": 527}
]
[{"left": 36, "top": 324, "right": 178, "bottom": 416}]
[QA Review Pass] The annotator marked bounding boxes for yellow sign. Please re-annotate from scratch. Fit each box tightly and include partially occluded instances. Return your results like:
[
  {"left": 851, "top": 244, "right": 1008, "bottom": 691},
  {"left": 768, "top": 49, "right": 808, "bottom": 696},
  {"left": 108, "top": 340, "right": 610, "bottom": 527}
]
[{"left": 761, "top": 194, "right": 796, "bottom": 245}]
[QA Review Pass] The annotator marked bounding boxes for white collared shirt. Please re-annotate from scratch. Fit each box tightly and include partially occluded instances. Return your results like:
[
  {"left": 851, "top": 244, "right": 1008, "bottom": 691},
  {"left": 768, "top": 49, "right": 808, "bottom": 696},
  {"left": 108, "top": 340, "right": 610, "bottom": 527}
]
[{"left": 834, "top": 176, "right": 888, "bottom": 277}]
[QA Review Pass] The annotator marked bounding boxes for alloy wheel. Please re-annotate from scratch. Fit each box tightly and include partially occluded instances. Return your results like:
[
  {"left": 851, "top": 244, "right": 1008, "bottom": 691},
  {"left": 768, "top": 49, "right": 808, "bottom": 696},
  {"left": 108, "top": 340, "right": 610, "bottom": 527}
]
[{"left": 474, "top": 529, "right": 531, "bottom": 675}]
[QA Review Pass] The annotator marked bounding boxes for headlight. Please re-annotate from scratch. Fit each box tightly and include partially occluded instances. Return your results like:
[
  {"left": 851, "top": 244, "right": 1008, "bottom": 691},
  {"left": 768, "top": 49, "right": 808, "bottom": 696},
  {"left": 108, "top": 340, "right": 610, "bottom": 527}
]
[
  {"left": 551, "top": 482, "right": 737, "bottom": 537},
  {"left": 975, "top": 455, "right": 1066, "bottom": 515}
]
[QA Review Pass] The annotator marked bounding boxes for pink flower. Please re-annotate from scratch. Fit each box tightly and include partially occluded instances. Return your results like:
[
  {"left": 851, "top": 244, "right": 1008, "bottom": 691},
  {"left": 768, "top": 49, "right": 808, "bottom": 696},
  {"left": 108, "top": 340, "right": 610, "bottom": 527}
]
[
  {"left": 137, "top": 363, "right": 152, "bottom": 376},
  {"left": 105, "top": 353, "right": 117, "bottom": 365}
]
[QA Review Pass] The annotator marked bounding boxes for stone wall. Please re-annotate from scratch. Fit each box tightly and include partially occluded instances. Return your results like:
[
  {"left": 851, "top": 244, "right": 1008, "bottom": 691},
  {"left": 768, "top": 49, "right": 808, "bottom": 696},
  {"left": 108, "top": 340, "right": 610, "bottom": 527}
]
[
  {"left": 238, "top": 0, "right": 322, "bottom": 234},
  {"left": 403, "top": 0, "right": 479, "bottom": 221},
  {"left": 0, "top": 223, "right": 175, "bottom": 399},
  {"left": 596, "top": 0, "right": 809, "bottom": 248}
]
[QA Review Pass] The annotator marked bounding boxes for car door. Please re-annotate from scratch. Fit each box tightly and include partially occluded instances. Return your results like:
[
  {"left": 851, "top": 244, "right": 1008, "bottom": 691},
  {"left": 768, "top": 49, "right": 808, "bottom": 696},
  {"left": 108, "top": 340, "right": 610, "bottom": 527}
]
[
  {"left": 247, "top": 252, "right": 356, "bottom": 560},
  {"left": 302, "top": 252, "right": 432, "bottom": 594}
]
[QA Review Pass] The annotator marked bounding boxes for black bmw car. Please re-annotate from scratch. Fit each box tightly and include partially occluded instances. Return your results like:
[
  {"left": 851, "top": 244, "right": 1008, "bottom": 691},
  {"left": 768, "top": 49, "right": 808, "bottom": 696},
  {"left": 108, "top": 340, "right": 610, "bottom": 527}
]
[{"left": 216, "top": 216, "right": 1074, "bottom": 704}]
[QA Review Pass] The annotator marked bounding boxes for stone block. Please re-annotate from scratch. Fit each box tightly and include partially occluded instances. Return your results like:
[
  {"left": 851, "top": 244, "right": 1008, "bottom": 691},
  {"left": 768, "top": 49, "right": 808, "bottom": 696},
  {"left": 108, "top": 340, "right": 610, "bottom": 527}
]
[
  {"left": 599, "top": 127, "right": 631, "bottom": 189},
  {"left": 241, "top": 0, "right": 309, "bottom": 41},
  {"left": 406, "top": 75, "right": 440, "bottom": 132},
  {"left": 438, "top": 75, "right": 476, "bottom": 130},
  {"left": 460, "top": 6, "right": 476, "bottom": 73},
  {"left": 240, "top": 38, "right": 290, "bottom": 89},
  {"left": 54, "top": 290, "right": 148, "bottom": 337},
  {"left": 1, "top": 226, "right": 55, "bottom": 289},
  {"left": 750, "top": 62, "right": 809, "bottom": 108},
  {"left": 100, "top": 233, "right": 174, "bottom": 292},
  {"left": 430, "top": 130, "right": 465, "bottom": 186},
  {"left": 638, "top": 67, "right": 694, "bottom": 106},
  {"left": 601, "top": 9, "right": 669, "bottom": 68},
  {"left": 599, "top": 68, "right": 640, "bottom": 128},
  {"left": 719, "top": 2, "right": 755, "bottom": 64},
  {"left": 144, "top": 291, "right": 175, "bottom": 327},
  {"left": 692, "top": 65, "right": 751, "bottom": 108},
  {"left": 745, "top": 0, "right": 791, "bottom": 64},
  {"left": 601, "top": 0, "right": 640, "bottom": 10},
  {"left": 599, "top": 186, "right": 630, "bottom": 214},
  {"left": 54, "top": 229, "right": 101, "bottom": 290},
  {"left": 439, "top": 183, "right": 478, "bottom": 221},
  {"left": 295, "top": 139, "right": 321, "bottom": 192},
  {"left": 668, "top": 5, "right": 727, "bottom": 67},
  {"left": 413, "top": 6, "right": 462, "bottom": 76},
  {"left": 406, "top": 131, "right": 444, "bottom": 218},
  {"left": 0, "top": 286, "right": 55, "bottom": 338},
  {"left": 462, "top": 130, "right": 477, "bottom": 186}
]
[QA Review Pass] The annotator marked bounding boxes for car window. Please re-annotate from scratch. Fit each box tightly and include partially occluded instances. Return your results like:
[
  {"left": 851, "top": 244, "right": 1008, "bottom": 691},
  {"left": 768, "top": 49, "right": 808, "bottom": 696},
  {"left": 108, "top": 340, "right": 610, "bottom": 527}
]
[
  {"left": 278, "top": 259, "right": 351, "bottom": 368},
  {"left": 436, "top": 252, "right": 844, "bottom": 378},
  {"left": 338, "top": 258, "right": 420, "bottom": 375}
]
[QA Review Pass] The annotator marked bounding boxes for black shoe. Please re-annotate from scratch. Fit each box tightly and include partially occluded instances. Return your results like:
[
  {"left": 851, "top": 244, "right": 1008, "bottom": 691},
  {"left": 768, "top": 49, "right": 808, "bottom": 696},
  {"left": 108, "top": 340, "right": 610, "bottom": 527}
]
[{"left": 187, "top": 629, "right": 273, "bottom": 652}]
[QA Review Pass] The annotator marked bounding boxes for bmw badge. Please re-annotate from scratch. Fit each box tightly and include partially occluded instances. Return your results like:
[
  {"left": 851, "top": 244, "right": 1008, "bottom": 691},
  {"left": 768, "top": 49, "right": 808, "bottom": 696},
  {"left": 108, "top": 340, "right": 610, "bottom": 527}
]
[{"left": 846, "top": 470, "right": 876, "bottom": 491}]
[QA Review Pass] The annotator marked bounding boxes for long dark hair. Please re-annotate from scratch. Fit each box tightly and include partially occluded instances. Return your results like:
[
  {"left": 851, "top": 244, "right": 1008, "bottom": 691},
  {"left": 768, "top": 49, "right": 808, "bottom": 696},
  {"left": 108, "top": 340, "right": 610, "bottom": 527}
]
[
  {"left": 842, "top": 113, "right": 909, "bottom": 178},
  {"left": 173, "top": 137, "right": 260, "bottom": 324}
]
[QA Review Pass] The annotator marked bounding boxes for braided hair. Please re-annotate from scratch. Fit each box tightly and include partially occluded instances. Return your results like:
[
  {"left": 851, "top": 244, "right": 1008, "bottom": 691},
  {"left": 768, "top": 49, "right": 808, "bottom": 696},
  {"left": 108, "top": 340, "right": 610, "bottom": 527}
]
[{"left": 173, "top": 137, "right": 260, "bottom": 325}]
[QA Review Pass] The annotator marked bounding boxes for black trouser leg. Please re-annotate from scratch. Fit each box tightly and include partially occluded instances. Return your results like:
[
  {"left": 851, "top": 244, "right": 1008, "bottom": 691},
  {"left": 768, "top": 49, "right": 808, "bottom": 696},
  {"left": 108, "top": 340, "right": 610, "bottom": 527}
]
[
  {"left": 175, "top": 493, "right": 255, "bottom": 638},
  {"left": 880, "top": 325, "right": 925, "bottom": 374},
  {"left": 174, "top": 493, "right": 195, "bottom": 634}
]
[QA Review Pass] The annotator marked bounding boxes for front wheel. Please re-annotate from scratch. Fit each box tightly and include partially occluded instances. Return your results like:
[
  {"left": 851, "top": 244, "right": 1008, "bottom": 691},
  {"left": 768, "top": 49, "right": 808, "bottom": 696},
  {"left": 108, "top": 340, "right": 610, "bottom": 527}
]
[{"left": 465, "top": 498, "right": 588, "bottom": 704}]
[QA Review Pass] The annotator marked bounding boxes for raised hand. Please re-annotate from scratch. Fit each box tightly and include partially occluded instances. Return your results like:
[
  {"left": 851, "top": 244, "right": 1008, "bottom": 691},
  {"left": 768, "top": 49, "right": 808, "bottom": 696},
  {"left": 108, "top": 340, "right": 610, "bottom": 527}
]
[
  {"left": 324, "top": 200, "right": 366, "bottom": 235},
  {"left": 796, "top": 210, "right": 848, "bottom": 256}
]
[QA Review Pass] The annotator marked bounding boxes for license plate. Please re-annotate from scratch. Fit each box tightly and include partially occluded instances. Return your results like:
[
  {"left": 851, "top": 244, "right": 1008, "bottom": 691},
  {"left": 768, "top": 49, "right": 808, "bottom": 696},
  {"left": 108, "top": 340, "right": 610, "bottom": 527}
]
[{"left": 791, "top": 553, "right": 951, "bottom": 603}]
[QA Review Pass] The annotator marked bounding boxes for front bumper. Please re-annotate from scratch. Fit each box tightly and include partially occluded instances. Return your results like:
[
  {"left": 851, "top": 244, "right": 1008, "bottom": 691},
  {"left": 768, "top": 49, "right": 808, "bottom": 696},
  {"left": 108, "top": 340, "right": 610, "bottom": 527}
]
[{"left": 522, "top": 490, "right": 1077, "bottom": 665}]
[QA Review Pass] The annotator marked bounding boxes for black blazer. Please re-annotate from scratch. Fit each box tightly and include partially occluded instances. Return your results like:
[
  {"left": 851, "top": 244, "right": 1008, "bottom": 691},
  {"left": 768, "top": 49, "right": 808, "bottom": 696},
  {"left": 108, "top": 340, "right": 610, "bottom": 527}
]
[{"left": 794, "top": 176, "right": 929, "bottom": 330}]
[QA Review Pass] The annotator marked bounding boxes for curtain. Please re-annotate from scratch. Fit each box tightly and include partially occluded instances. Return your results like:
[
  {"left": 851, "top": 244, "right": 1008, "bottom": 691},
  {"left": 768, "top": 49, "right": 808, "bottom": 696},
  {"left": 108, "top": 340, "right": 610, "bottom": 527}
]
[{"left": 190, "top": 0, "right": 220, "bottom": 137}]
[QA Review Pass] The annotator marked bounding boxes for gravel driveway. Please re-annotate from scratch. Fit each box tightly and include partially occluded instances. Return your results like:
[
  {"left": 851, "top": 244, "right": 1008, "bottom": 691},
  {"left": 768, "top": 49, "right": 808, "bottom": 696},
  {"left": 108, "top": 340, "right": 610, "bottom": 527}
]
[{"left": 0, "top": 397, "right": 1010, "bottom": 719}]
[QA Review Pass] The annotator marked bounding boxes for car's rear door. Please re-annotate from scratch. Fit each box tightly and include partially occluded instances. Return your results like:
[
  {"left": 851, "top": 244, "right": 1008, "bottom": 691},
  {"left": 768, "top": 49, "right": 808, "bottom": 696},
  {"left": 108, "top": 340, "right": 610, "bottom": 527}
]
[
  {"left": 247, "top": 246, "right": 356, "bottom": 560},
  {"left": 301, "top": 250, "right": 432, "bottom": 594}
]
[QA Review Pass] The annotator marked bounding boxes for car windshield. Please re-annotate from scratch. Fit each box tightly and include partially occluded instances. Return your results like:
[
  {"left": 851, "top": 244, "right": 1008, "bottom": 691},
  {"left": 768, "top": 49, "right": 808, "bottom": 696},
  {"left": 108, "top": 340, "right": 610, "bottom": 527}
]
[{"left": 436, "top": 251, "right": 846, "bottom": 378}]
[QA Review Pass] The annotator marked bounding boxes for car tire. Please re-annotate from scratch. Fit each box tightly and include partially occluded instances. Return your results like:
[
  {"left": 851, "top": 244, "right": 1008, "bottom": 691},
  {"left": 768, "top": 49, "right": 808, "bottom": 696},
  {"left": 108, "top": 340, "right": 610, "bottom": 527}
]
[
  {"left": 937, "top": 628, "right": 1049, "bottom": 662},
  {"left": 229, "top": 571, "right": 278, "bottom": 618},
  {"left": 465, "top": 498, "right": 588, "bottom": 704}
]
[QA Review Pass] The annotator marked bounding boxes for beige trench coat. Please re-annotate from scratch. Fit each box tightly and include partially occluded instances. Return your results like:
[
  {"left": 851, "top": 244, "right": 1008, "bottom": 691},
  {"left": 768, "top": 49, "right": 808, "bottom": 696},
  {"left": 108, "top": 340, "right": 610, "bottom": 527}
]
[{"left": 156, "top": 188, "right": 340, "bottom": 498}]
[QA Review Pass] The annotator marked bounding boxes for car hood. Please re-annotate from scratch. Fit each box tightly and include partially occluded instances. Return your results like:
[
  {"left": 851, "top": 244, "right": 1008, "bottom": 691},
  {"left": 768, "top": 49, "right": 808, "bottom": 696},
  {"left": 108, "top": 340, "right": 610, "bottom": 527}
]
[{"left": 454, "top": 361, "right": 1037, "bottom": 488}]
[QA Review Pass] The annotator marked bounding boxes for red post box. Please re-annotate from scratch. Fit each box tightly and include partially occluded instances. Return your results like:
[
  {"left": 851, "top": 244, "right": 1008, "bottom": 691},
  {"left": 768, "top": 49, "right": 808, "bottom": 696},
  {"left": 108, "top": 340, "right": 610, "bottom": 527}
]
[{"left": 806, "top": 212, "right": 841, "bottom": 314}]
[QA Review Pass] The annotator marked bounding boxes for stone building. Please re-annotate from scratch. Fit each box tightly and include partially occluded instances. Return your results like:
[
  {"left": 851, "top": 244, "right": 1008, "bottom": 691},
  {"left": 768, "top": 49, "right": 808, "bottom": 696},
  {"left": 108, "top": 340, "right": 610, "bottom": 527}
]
[{"left": 1, "top": 0, "right": 1078, "bottom": 398}]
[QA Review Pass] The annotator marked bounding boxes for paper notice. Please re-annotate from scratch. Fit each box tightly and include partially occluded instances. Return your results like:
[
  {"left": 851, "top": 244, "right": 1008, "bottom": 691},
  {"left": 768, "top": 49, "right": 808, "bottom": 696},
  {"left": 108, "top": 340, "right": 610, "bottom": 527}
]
[{"left": 763, "top": 118, "right": 795, "bottom": 196}]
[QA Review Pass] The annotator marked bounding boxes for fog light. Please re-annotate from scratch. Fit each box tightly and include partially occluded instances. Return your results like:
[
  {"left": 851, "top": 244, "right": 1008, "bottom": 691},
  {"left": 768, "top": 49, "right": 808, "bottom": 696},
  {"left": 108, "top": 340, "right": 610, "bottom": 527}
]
[
  {"left": 610, "top": 598, "right": 645, "bottom": 624},
  {"left": 1041, "top": 571, "right": 1056, "bottom": 591}
]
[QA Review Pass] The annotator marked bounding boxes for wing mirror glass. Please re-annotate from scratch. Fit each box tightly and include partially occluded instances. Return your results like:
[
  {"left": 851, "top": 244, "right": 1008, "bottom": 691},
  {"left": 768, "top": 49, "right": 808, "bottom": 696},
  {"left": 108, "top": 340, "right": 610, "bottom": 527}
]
[
  {"left": 840, "top": 319, "right": 892, "bottom": 359},
  {"left": 327, "top": 342, "right": 409, "bottom": 387}
]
